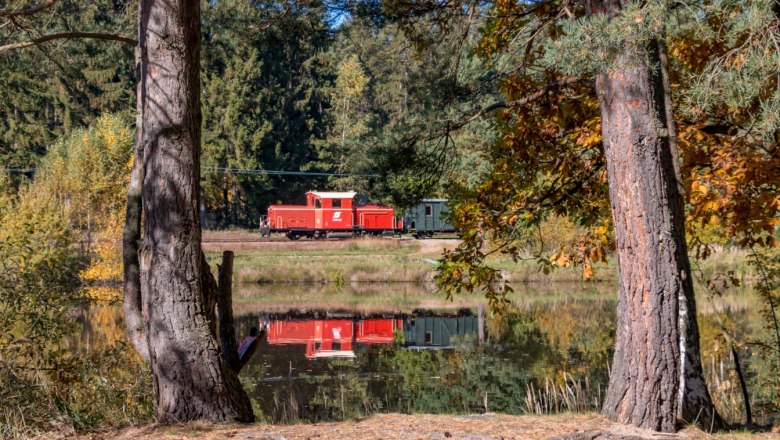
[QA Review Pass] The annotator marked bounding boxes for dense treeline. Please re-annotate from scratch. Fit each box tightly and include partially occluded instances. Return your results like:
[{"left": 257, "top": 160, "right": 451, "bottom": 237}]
[
  {"left": 0, "top": 2, "right": 135, "bottom": 168},
  {"left": 1, "top": 0, "right": 496, "bottom": 227}
]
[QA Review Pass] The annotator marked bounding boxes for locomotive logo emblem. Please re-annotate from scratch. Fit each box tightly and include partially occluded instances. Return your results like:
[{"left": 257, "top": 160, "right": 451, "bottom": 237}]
[{"left": 332, "top": 212, "right": 342, "bottom": 221}]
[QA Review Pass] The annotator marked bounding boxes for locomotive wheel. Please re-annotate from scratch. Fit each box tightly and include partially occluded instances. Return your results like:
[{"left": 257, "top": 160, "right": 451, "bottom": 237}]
[{"left": 287, "top": 232, "right": 303, "bottom": 240}]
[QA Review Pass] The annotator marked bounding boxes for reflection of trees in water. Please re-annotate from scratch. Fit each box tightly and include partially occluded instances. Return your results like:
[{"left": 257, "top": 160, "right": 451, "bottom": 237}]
[
  {"left": 241, "top": 300, "right": 617, "bottom": 422},
  {"left": 231, "top": 283, "right": 436, "bottom": 315},
  {"left": 697, "top": 303, "right": 780, "bottom": 423},
  {"left": 69, "top": 298, "right": 129, "bottom": 352},
  {"left": 73, "top": 289, "right": 780, "bottom": 424}
]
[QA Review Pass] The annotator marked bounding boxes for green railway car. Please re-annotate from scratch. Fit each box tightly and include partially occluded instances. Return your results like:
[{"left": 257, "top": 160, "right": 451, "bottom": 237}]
[
  {"left": 404, "top": 315, "right": 478, "bottom": 347},
  {"left": 407, "top": 198, "right": 456, "bottom": 238}
]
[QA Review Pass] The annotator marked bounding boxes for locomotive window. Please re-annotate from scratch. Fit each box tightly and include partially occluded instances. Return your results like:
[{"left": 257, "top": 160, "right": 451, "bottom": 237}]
[
  {"left": 425, "top": 205, "right": 433, "bottom": 217},
  {"left": 315, "top": 199, "right": 321, "bottom": 209},
  {"left": 332, "top": 199, "right": 341, "bottom": 208}
]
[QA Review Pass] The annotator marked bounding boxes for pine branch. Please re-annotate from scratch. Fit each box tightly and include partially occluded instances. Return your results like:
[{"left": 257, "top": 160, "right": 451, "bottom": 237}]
[
  {"left": 250, "top": 5, "right": 291, "bottom": 32},
  {"left": 442, "top": 77, "right": 585, "bottom": 135},
  {"left": 0, "top": 31, "right": 136, "bottom": 53},
  {"left": 0, "top": 0, "right": 58, "bottom": 17}
]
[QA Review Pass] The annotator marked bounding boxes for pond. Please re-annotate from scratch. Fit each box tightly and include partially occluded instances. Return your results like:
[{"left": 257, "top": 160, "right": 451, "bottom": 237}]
[{"left": 73, "top": 282, "right": 777, "bottom": 425}]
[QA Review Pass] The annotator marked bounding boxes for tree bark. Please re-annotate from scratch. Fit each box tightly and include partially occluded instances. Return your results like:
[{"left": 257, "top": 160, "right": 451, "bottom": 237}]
[
  {"left": 588, "top": 0, "right": 717, "bottom": 431},
  {"left": 137, "top": 0, "right": 252, "bottom": 423},
  {"left": 123, "top": 44, "right": 149, "bottom": 362},
  {"left": 123, "top": 119, "right": 148, "bottom": 361},
  {"left": 658, "top": 37, "right": 720, "bottom": 430}
]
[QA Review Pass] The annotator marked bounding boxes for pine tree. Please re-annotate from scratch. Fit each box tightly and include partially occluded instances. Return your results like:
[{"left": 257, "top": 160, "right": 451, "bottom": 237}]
[{"left": 200, "top": 0, "right": 333, "bottom": 225}]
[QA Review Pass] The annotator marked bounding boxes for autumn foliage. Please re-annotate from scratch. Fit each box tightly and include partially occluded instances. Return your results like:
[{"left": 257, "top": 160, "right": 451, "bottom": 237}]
[{"left": 438, "top": 0, "right": 779, "bottom": 300}]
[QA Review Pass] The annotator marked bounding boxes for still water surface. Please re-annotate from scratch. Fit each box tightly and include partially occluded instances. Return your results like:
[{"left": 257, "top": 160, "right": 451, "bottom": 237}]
[{"left": 75, "top": 282, "right": 775, "bottom": 424}]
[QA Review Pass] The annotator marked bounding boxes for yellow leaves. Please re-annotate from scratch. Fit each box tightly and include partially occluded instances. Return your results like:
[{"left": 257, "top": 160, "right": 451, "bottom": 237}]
[
  {"left": 550, "top": 252, "right": 594, "bottom": 281},
  {"left": 708, "top": 215, "right": 720, "bottom": 226},
  {"left": 691, "top": 181, "right": 709, "bottom": 197},
  {"left": 582, "top": 264, "right": 594, "bottom": 281},
  {"left": 80, "top": 206, "right": 124, "bottom": 289},
  {"left": 702, "top": 201, "right": 720, "bottom": 211},
  {"left": 335, "top": 54, "right": 369, "bottom": 104},
  {"left": 574, "top": 122, "right": 602, "bottom": 149},
  {"left": 82, "top": 286, "right": 121, "bottom": 301},
  {"left": 551, "top": 251, "right": 571, "bottom": 267}
]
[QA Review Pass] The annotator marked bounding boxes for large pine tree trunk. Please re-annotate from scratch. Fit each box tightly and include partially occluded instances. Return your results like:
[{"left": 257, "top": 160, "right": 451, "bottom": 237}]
[
  {"left": 136, "top": 0, "right": 253, "bottom": 422},
  {"left": 587, "top": 0, "right": 717, "bottom": 432}
]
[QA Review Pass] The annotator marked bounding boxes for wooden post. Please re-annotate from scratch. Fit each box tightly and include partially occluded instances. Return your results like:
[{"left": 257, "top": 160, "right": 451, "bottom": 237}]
[
  {"left": 217, "top": 251, "right": 241, "bottom": 372},
  {"left": 478, "top": 303, "right": 485, "bottom": 345}
]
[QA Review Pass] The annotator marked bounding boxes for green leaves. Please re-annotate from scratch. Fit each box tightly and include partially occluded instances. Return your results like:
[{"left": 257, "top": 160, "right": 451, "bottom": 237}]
[
  {"left": 541, "top": 1, "right": 672, "bottom": 76},
  {"left": 0, "top": 0, "right": 135, "bottom": 169},
  {"left": 677, "top": 0, "right": 780, "bottom": 140}
]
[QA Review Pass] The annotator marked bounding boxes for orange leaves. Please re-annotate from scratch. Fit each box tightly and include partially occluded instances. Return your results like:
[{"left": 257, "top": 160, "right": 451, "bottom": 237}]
[
  {"left": 571, "top": 116, "right": 603, "bottom": 150},
  {"left": 582, "top": 264, "right": 594, "bottom": 281},
  {"left": 551, "top": 251, "right": 571, "bottom": 267},
  {"left": 681, "top": 122, "right": 780, "bottom": 249},
  {"left": 668, "top": 37, "right": 719, "bottom": 73},
  {"left": 447, "top": 70, "right": 613, "bottom": 284}
]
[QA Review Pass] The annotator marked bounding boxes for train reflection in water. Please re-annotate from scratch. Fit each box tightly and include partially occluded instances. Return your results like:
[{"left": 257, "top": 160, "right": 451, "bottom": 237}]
[{"left": 264, "top": 309, "right": 485, "bottom": 359}]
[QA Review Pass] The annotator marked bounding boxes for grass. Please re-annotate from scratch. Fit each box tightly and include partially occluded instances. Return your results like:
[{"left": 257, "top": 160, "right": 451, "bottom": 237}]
[
  {"left": 690, "top": 246, "right": 758, "bottom": 284},
  {"left": 204, "top": 230, "right": 762, "bottom": 291},
  {"left": 204, "top": 232, "right": 612, "bottom": 285},
  {"left": 523, "top": 374, "right": 602, "bottom": 415},
  {"left": 229, "top": 281, "right": 619, "bottom": 315}
]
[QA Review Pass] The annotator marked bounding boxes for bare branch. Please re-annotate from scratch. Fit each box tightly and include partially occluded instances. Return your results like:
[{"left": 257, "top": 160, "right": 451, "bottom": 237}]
[
  {"left": 250, "top": 5, "right": 291, "bottom": 32},
  {"left": 0, "top": 0, "right": 57, "bottom": 17},
  {"left": 0, "top": 31, "right": 136, "bottom": 53},
  {"left": 448, "top": 77, "right": 585, "bottom": 133}
]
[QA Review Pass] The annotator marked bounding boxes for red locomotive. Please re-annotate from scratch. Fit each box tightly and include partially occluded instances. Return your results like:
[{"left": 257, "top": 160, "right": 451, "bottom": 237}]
[
  {"left": 267, "top": 318, "right": 401, "bottom": 358},
  {"left": 261, "top": 191, "right": 398, "bottom": 240}
]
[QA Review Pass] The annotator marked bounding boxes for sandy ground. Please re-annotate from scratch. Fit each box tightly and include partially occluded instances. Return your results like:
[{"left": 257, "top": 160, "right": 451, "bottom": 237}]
[{"left": 63, "top": 413, "right": 777, "bottom": 440}]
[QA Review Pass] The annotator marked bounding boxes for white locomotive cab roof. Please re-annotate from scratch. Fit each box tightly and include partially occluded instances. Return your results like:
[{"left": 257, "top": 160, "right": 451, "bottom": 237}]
[
  {"left": 307, "top": 350, "right": 356, "bottom": 358},
  {"left": 308, "top": 191, "right": 358, "bottom": 199}
]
